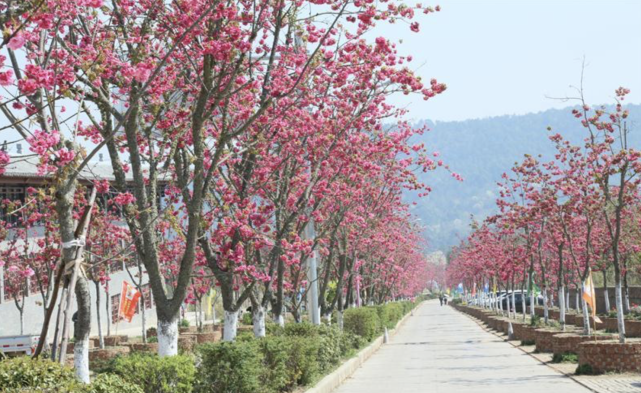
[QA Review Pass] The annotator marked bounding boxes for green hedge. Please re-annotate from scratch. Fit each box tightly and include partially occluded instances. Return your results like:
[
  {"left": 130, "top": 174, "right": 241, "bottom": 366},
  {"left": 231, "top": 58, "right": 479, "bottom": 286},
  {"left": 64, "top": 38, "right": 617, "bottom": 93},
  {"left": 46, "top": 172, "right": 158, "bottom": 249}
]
[
  {"left": 0, "top": 357, "right": 79, "bottom": 392},
  {"left": 92, "top": 301, "right": 417, "bottom": 393},
  {"left": 343, "top": 307, "right": 381, "bottom": 340},
  {"left": 197, "top": 341, "right": 263, "bottom": 393},
  {"left": 83, "top": 374, "right": 143, "bottom": 393},
  {"left": 0, "top": 302, "right": 418, "bottom": 393},
  {"left": 0, "top": 357, "right": 141, "bottom": 393},
  {"left": 110, "top": 353, "right": 196, "bottom": 393},
  {"left": 342, "top": 301, "right": 417, "bottom": 342}
]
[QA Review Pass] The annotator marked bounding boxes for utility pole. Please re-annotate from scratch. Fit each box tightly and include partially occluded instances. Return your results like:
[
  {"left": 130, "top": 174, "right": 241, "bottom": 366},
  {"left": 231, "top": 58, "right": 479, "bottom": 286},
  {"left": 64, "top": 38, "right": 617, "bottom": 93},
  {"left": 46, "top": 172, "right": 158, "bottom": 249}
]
[{"left": 305, "top": 218, "right": 321, "bottom": 325}]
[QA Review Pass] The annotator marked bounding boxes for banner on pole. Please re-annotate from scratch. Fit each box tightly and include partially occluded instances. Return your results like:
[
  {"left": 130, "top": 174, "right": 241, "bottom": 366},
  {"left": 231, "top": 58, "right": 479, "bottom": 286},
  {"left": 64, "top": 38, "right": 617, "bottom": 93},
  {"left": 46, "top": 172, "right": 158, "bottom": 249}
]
[
  {"left": 119, "top": 281, "right": 141, "bottom": 323},
  {"left": 582, "top": 270, "right": 603, "bottom": 324}
]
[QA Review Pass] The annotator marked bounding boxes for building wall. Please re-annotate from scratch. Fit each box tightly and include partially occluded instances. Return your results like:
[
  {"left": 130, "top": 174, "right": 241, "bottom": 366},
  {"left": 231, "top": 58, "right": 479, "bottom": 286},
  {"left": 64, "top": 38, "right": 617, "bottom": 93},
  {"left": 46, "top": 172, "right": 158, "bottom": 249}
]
[
  {"left": 567, "top": 287, "right": 641, "bottom": 314},
  {"left": 0, "top": 266, "right": 157, "bottom": 339}
]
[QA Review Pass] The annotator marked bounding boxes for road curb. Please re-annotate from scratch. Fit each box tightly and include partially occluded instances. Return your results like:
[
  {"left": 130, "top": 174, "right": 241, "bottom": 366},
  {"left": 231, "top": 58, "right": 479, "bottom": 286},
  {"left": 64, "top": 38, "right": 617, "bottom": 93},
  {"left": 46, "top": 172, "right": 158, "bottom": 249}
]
[
  {"left": 451, "top": 306, "right": 601, "bottom": 393},
  {"left": 304, "top": 301, "right": 425, "bottom": 393}
]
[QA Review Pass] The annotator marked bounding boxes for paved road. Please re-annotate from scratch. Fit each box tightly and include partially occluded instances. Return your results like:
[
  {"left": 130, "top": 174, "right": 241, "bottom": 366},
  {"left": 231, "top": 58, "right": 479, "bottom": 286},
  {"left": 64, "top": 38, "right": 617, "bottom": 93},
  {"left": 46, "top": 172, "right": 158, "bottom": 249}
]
[{"left": 333, "top": 300, "right": 592, "bottom": 393}]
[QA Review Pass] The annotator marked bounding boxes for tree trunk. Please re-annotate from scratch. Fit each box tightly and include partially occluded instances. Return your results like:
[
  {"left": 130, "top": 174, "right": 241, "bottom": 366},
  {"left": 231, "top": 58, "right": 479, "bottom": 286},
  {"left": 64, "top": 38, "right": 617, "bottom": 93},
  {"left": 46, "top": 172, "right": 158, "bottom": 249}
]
[
  {"left": 623, "top": 269, "right": 631, "bottom": 314},
  {"left": 141, "top": 298, "right": 147, "bottom": 344},
  {"left": 615, "top": 279, "right": 626, "bottom": 343},
  {"left": 337, "top": 311, "right": 344, "bottom": 330},
  {"left": 274, "top": 313, "right": 285, "bottom": 327},
  {"left": 603, "top": 270, "right": 611, "bottom": 313},
  {"left": 559, "top": 285, "right": 566, "bottom": 330},
  {"left": 223, "top": 310, "right": 239, "bottom": 341},
  {"left": 105, "top": 285, "right": 111, "bottom": 337},
  {"left": 543, "top": 286, "right": 549, "bottom": 324},
  {"left": 157, "top": 318, "right": 178, "bottom": 357},
  {"left": 252, "top": 306, "right": 266, "bottom": 338},
  {"left": 581, "top": 287, "right": 591, "bottom": 336},
  {"left": 74, "top": 277, "right": 92, "bottom": 384},
  {"left": 94, "top": 281, "right": 105, "bottom": 349}
]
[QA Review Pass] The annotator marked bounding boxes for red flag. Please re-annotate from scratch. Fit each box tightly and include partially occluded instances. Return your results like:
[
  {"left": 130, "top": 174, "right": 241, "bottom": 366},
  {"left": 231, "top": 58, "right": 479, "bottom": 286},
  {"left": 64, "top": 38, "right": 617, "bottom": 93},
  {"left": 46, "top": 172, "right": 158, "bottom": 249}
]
[{"left": 119, "top": 281, "right": 141, "bottom": 323}]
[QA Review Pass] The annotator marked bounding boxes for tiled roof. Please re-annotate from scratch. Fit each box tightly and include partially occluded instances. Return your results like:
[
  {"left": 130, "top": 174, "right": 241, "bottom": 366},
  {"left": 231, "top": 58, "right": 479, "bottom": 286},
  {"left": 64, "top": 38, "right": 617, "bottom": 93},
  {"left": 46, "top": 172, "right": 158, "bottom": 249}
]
[{"left": 1, "top": 156, "right": 131, "bottom": 182}]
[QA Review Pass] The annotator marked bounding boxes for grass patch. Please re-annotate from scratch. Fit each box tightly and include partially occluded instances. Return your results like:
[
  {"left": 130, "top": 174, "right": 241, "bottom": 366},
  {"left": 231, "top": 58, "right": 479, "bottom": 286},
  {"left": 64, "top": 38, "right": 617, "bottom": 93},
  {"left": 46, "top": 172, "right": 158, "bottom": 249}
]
[
  {"left": 575, "top": 363, "right": 598, "bottom": 375},
  {"left": 552, "top": 353, "right": 578, "bottom": 363}
]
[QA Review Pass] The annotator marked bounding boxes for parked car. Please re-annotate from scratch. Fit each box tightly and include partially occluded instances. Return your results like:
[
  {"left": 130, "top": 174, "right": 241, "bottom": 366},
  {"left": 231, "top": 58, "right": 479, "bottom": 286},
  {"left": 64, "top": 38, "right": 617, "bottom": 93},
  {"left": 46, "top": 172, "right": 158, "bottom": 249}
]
[
  {"left": 499, "top": 291, "right": 544, "bottom": 313},
  {"left": 0, "top": 334, "right": 40, "bottom": 357}
]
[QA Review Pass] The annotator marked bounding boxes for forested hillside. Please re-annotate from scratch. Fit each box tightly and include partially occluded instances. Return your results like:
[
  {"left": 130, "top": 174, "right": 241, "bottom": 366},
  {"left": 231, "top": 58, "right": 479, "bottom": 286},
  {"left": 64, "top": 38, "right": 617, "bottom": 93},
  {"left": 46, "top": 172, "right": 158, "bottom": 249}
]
[{"left": 409, "top": 104, "right": 641, "bottom": 251}]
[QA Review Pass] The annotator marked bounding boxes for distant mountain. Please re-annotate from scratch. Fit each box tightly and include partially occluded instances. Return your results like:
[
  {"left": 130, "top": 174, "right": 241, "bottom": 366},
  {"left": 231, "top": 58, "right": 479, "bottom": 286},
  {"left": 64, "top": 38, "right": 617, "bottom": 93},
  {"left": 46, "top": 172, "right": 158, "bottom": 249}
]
[{"left": 406, "top": 104, "right": 641, "bottom": 252}]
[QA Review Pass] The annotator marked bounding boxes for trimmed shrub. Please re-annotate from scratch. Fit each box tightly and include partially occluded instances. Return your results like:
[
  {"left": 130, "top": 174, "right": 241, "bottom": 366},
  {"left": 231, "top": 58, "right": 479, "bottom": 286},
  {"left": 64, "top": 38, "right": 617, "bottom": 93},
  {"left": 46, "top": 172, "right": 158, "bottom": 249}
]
[
  {"left": 258, "top": 336, "right": 295, "bottom": 392},
  {"left": 284, "top": 322, "right": 319, "bottom": 338},
  {"left": 379, "top": 303, "right": 403, "bottom": 328},
  {"left": 196, "top": 341, "right": 263, "bottom": 393},
  {"left": 83, "top": 374, "right": 144, "bottom": 393},
  {"left": 287, "top": 336, "right": 320, "bottom": 386},
  {"left": 343, "top": 307, "right": 381, "bottom": 341},
  {"left": 0, "top": 357, "right": 79, "bottom": 392},
  {"left": 316, "top": 325, "right": 343, "bottom": 372},
  {"left": 265, "top": 321, "right": 284, "bottom": 336},
  {"left": 110, "top": 353, "right": 196, "bottom": 393},
  {"left": 340, "top": 331, "right": 367, "bottom": 354},
  {"left": 241, "top": 312, "right": 253, "bottom": 326}
]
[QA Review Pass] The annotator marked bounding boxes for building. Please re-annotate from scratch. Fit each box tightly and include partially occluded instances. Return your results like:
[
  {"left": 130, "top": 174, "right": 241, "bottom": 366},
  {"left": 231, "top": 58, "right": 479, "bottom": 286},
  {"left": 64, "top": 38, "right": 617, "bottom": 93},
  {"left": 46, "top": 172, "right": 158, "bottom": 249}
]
[{"left": 0, "top": 153, "right": 158, "bottom": 338}]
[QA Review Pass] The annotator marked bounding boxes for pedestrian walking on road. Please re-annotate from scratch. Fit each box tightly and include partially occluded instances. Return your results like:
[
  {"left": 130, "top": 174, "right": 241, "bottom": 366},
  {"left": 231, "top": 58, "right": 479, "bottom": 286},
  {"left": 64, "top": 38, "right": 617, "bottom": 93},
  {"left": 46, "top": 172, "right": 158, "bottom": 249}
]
[
  {"left": 444, "top": 295, "right": 448, "bottom": 305},
  {"left": 439, "top": 294, "right": 444, "bottom": 306}
]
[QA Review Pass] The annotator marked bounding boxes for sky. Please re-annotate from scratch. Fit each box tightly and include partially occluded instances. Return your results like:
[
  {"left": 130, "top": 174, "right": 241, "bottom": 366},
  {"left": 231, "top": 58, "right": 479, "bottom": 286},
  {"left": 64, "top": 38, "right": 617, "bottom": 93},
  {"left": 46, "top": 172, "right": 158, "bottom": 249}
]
[{"left": 374, "top": 0, "right": 641, "bottom": 122}]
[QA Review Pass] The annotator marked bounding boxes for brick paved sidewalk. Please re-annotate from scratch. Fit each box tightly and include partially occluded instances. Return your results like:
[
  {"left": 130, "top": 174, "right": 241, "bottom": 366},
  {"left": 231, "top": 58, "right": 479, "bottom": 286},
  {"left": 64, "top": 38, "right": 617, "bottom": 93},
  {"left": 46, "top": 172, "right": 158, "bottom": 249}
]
[{"left": 468, "top": 312, "right": 641, "bottom": 393}]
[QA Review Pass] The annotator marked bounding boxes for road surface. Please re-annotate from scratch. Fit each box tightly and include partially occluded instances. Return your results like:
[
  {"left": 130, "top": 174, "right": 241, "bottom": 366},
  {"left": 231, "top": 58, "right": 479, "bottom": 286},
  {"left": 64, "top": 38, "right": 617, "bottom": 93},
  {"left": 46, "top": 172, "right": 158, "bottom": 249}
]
[{"left": 333, "top": 300, "right": 592, "bottom": 393}]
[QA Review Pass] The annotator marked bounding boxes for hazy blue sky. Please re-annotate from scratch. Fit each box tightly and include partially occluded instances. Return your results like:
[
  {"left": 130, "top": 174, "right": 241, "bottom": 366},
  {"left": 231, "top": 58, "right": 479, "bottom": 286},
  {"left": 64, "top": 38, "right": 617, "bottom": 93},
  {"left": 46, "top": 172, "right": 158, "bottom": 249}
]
[{"left": 374, "top": 0, "right": 641, "bottom": 122}]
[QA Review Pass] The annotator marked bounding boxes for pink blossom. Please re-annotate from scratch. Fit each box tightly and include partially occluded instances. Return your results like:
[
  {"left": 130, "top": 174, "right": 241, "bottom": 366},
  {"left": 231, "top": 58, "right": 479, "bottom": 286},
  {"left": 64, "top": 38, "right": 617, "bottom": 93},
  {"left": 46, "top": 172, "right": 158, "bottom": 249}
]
[
  {"left": 113, "top": 192, "right": 136, "bottom": 205},
  {"left": 133, "top": 63, "right": 153, "bottom": 83},
  {"left": 7, "top": 35, "right": 26, "bottom": 50},
  {"left": 0, "top": 70, "right": 14, "bottom": 86},
  {"left": 55, "top": 148, "right": 76, "bottom": 166},
  {"left": 94, "top": 180, "right": 110, "bottom": 194},
  {"left": 0, "top": 150, "right": 9, "bottom": 175},
  {"left": 27, "top": 130, "right": 60, "bottom": 155}
]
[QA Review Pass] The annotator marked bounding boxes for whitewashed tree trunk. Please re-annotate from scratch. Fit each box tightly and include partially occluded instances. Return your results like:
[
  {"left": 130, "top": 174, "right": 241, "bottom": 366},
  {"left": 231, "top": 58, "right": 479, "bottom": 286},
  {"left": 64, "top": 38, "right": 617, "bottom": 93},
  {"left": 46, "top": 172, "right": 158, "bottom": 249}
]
[
  {"left": 529, "top": 291, "right": 535, "bottom": 318},
  {"left": 274, "top": 314, "right": 285, "bottom": 327},
  {"left": 325, "top": 314, "right": 332, "bottom": 325},
  {"left": 19, "top": 311, "right": 24, "bottom": 335},
  {"left": 223, "top": 310, "right": 238, "bottom": 341},
  {"left": 615, "top": 281, "right": 626, "bottom": 343},
  {"left": 604, "top": 287, "right": 611, "bottom": 313},
  {"left": 158, "top": 319, "right": 178, "bottom": 357},
  {"left": 559, "top": 285, "right": 566, "bottom": 330},
  {"left": 252, "top": 306, "right": 266, "bottom": 338},
  {"left": 575, "top": 289, "right": 580, "bottom": 312},
  {"left": 543, "top": 287, "right": 549, "bottom": 324},
  {"left": 337, "top": 311, "right": 344, "bottom": 330},
  {"left": 581, "top": 292, "right": 591, "bottom": 336},
  {"left": 74, "top": 337, "right": 90, "bottom": 383},
  {"left": 565, "top": 290, "right": 570, "bottom": 312}
]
